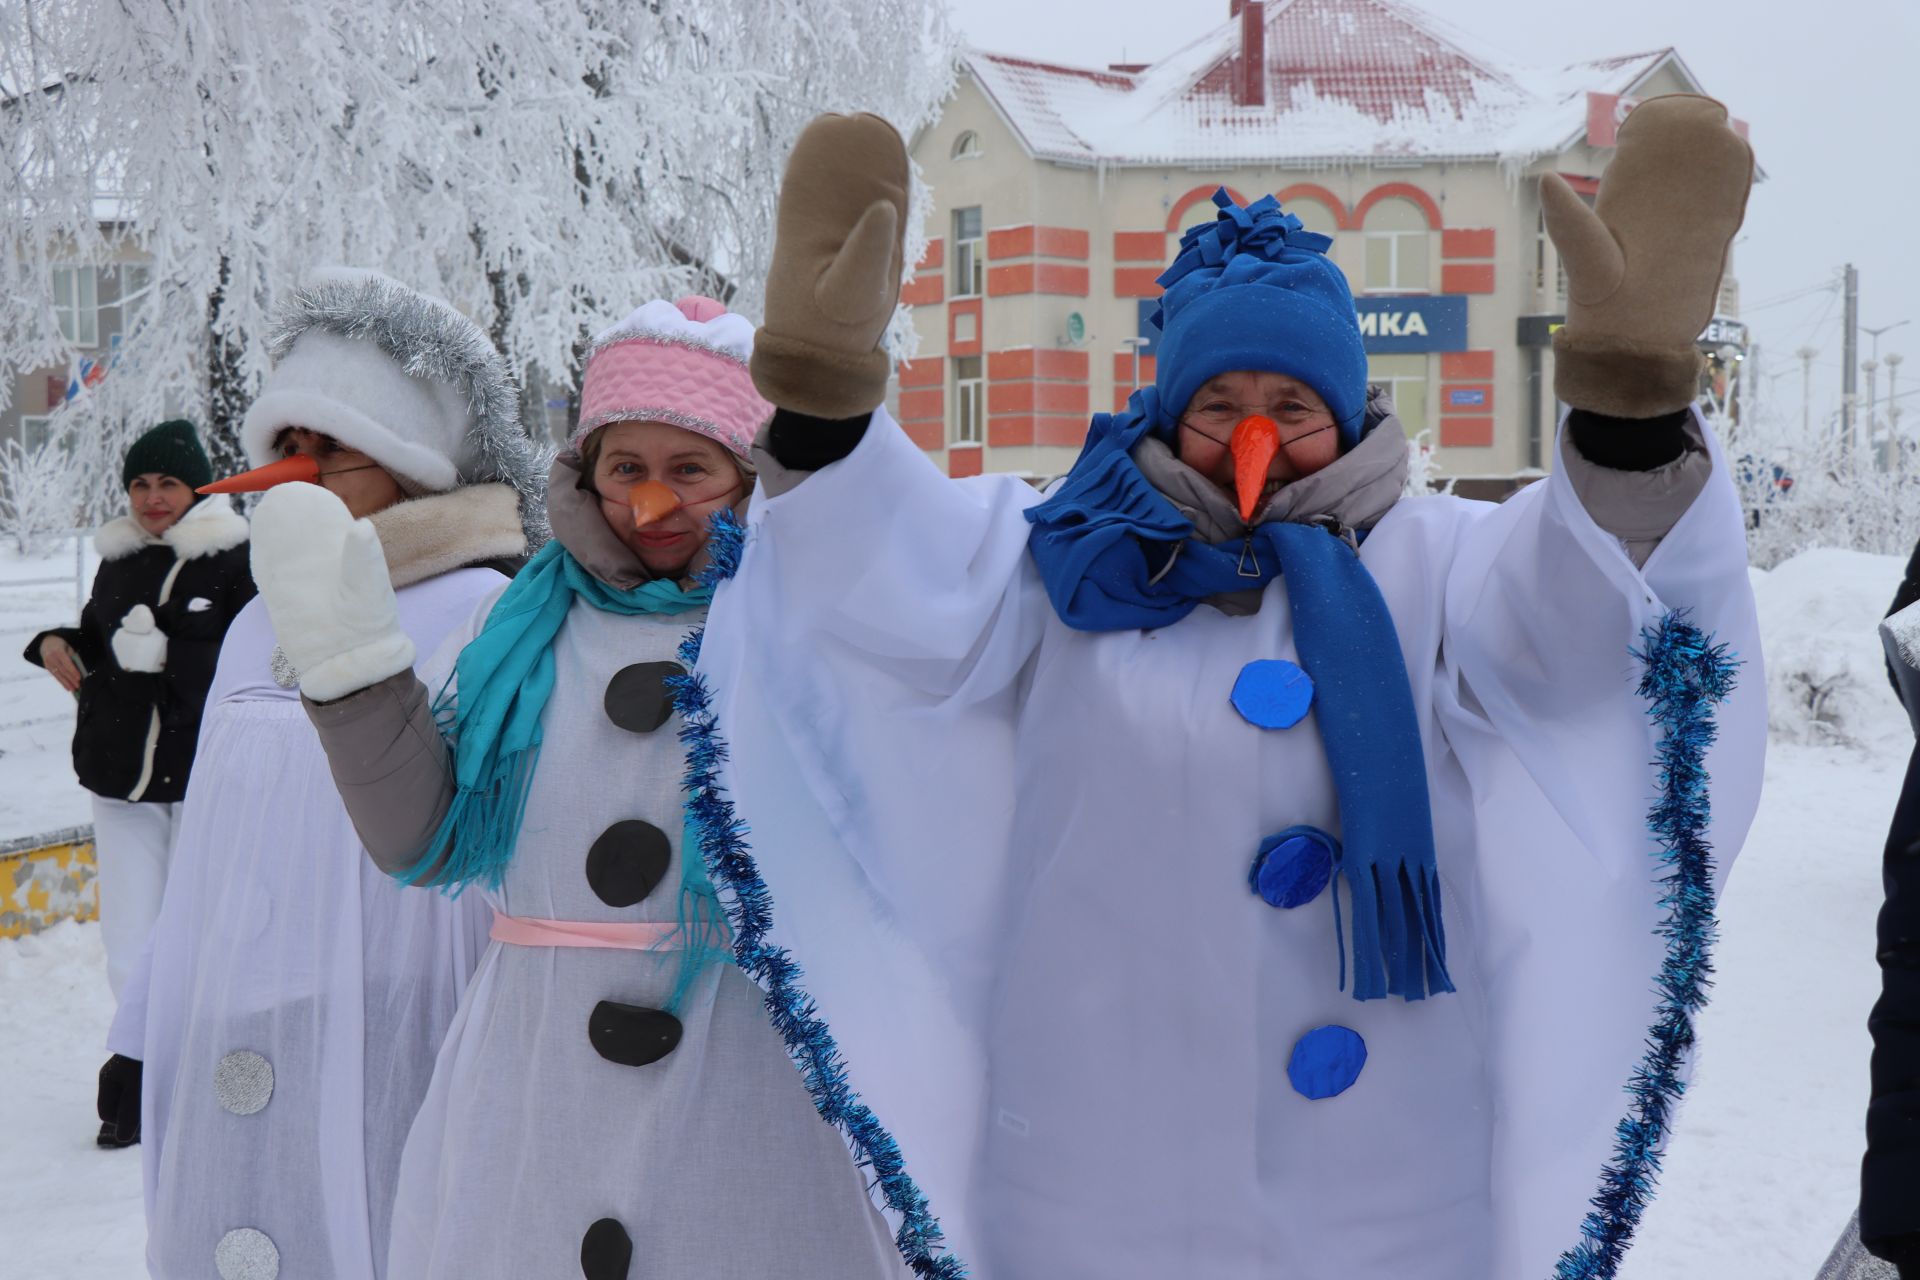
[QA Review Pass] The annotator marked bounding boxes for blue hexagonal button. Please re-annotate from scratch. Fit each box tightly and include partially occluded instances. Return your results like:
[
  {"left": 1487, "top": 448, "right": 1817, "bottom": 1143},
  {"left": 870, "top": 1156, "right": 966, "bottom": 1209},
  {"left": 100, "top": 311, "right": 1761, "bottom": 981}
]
[
  {"left": 1288, "top": 1024, "right": 1367, "bottom": 1100},
  {"left": 1249, "top": 826, "right": 1337, "bottom": 909},
  {"left": 1230, "top": 659, "right": 1315, "bottom": 730}
]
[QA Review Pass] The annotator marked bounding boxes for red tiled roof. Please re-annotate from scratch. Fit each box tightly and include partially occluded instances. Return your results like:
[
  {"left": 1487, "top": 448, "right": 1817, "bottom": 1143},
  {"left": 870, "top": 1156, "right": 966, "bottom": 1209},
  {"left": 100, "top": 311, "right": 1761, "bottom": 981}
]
[{"left": 967, "top": 0, "right": 1700, "bottom": 165}]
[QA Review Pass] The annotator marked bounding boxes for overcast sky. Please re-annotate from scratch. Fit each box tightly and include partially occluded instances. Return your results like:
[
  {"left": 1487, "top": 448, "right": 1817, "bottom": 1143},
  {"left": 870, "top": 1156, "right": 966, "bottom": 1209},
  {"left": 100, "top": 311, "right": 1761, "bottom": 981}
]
[{"left": 950, "top": 0, "right": 1917, "bottom": 428}]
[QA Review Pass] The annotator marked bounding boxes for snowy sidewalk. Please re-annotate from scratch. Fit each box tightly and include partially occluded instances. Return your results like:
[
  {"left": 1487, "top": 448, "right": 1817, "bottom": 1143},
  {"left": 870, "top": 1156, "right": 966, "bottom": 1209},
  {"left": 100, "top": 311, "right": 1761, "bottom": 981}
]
[{"left": 0, "top": 923, "right": 144, "bottom": 1277}]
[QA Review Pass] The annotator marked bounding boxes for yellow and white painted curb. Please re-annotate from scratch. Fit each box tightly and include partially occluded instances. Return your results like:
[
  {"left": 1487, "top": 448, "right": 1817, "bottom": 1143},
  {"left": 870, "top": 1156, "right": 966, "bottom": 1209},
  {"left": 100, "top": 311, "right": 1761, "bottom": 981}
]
[{"left": 0, "top": 826, "right": 98, "bottom": 939}]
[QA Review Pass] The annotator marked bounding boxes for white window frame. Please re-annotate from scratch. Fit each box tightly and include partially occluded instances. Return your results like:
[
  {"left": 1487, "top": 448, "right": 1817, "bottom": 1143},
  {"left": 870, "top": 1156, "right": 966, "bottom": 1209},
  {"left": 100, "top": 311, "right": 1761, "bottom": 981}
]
[
  {"left": 52, "top": 265, "right": 100, "bottom": 347},
  {"left": 1362, "top": 230, "right": 1430, "bottom": 294},
  {"left": 19, "top": 414, "right": 54, "bottom": 451},
  {"left": 1368, "top": 355, "right": 1429, "bottom": 434},
  {"left": 952, "top": 355, "right": 984, "bottom": 446},
  {"left": 117, "top": 263, "right": 154, "bottom": 336},
  {"left": 953, "top": 206, "right": 984, "bottom": 298},
  {"left": 951, "top": 130, "right": 982, "bottom": 161}
]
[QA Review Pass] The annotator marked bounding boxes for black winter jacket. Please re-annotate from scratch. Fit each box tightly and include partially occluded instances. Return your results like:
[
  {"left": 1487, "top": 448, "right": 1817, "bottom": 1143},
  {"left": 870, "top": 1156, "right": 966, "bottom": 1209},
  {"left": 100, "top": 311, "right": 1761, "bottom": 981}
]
[
  {"left": 24, "top": 497, "right": 254, "bottom": 803},
  {"left": 1869, "top": 619, "right": 1920, "bottom": 1275}
]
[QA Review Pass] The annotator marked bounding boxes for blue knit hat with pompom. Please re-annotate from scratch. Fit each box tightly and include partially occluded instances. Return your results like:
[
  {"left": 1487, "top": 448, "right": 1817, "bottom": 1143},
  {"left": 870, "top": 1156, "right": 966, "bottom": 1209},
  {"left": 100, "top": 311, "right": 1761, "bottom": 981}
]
[{"left": 1152, "top": 189, "right": 1370, "bottom": 446}]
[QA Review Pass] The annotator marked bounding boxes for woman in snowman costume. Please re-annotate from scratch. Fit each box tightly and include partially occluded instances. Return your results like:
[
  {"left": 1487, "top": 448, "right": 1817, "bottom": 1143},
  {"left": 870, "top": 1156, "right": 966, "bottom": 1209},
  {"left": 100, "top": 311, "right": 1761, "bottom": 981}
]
[
  {"left": 692, "top": 101, "right": 1767, "bottom": 1278},
  {"left": 110, "top": 270, "right": 541, "bottom": 1279},
  {"left": 246, "top": 297, "right": 905, "bottom": 1278}
]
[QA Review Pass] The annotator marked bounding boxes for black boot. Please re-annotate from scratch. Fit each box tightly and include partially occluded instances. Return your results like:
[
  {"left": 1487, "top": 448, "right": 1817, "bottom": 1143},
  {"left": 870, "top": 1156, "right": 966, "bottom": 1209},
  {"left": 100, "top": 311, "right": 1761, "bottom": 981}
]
[{"left": 96, "top": 1054, "right": 142, "bottom": 1148}]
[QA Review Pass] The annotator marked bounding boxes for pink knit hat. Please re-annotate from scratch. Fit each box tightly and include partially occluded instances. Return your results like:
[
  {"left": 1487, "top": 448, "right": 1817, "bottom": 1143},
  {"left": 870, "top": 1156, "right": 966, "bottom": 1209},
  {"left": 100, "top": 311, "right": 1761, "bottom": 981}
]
[{"left": 574, "top": 296, "right": 771, "bottom": 460}]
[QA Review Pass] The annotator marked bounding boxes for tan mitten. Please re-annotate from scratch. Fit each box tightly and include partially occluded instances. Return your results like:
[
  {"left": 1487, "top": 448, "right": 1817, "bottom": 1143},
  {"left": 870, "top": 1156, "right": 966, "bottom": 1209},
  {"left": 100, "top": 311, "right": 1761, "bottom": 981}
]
[
  {"left": 751, "top": 113, "right": 910, "bottom": 419},
  {"left": 1543, "top": 94, "right": 1754, "bottom": 417}
]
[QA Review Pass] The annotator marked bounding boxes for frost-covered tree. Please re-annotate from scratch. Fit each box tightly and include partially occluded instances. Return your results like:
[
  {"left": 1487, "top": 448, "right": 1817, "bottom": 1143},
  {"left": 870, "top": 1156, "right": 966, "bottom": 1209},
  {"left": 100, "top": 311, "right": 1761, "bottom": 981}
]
[
  {"left": 1, "top": 0, "right": 955, "bottom": 518},
  {"left": 0, "top": 434, "right": 77, "bottom": 553}
]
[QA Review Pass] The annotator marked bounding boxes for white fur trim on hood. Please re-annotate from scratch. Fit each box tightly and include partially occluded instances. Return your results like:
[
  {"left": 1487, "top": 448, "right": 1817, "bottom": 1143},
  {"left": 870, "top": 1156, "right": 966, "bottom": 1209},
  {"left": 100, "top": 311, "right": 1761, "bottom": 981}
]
[{"left": 94, "top": 494, "right": 249, "bottom": 563}]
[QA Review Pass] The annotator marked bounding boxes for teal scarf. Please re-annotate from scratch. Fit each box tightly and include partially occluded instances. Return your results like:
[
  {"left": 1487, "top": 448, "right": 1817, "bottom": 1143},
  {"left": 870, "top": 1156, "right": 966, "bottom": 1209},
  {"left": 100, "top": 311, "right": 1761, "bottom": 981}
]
[
  {"left": 404, "top": 539, "right": 711, "bottom": 893},
  {"left": 404, "top": 540, "right": 725, "bottom": 1010}
]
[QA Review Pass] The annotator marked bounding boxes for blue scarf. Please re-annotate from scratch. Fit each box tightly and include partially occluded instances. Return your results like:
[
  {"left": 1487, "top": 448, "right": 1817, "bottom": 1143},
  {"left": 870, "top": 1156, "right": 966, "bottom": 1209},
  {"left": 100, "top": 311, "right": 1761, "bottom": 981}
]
[{"left": 1025, "top": 390, "right": 1451, "bottom": 1001}]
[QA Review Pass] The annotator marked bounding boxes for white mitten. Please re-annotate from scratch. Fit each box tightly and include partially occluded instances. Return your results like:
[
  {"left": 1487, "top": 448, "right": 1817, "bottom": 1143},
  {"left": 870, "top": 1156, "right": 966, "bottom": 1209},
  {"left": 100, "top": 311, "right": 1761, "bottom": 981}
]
[
  {"left": 249, "top": 483, "right": 414, "bottom": 702},
  {"left": 110, "top": 605, "right": 168, "bottom": 673}
]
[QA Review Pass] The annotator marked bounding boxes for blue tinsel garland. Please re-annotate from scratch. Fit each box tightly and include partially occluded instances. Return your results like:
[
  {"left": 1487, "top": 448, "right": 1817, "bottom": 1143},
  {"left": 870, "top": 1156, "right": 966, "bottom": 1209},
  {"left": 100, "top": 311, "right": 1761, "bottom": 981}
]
[
  {"left": 667, "top": 510, "right": 967, "bottom": 1280},
  {"left": 1552, "top": 612, "right": 1740, "bottom": 1280}
]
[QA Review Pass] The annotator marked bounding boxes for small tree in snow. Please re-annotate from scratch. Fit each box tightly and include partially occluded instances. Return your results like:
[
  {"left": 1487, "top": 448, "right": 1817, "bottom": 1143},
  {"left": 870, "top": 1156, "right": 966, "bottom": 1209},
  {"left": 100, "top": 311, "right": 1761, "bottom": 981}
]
[
  {"left": 0, "top": 433, "right": 79, "bottom": 555},
  {"left": 1, "top": 0, "right": 955, "bottom": 519}
]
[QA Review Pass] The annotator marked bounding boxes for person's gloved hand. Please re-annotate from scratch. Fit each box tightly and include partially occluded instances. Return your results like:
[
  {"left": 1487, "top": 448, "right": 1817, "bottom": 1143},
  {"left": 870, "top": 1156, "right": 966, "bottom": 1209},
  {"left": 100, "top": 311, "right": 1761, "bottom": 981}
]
[
  {"left": 1542, "top": 94, "right": 1753, "bottom": 418},
  {"left": 751, "top": 112, "right": 909, "bottom": 420},
  {"left": 249, "top": 482, "right": 413, "bottom": 703},
  {"left": 96, "top": 1053, "right": 142, "bottom": 1148},
  {"left": 109, "top": 606, "right": 167, "bottom": 673}
]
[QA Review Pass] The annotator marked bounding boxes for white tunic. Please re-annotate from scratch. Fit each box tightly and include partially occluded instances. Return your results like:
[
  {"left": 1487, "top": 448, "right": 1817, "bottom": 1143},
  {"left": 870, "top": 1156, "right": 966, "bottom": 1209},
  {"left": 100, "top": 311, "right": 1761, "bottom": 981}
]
[
  {"left": 385, "top": 591, "right": 904, "bottom": 1278},
  {"left": 111, "top": 569, "right": 497, "bottom": 1279},
  {"left": 697, "top": 408, "right": 1767, "bottom": 1278}
]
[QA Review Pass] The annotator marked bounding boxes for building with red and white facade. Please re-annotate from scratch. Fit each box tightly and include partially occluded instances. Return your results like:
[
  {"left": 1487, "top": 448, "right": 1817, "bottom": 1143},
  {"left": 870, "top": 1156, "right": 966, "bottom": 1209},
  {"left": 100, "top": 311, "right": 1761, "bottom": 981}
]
[{"left": 892, "top": 0, "right": 1750, "bottom": 489}]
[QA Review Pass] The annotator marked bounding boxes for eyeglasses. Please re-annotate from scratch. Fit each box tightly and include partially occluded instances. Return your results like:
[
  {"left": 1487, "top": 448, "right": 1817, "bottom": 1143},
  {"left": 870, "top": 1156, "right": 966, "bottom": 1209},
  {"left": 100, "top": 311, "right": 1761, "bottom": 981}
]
[{"left": 1179, "top": 399, "right": 1334, "bottom": 444}]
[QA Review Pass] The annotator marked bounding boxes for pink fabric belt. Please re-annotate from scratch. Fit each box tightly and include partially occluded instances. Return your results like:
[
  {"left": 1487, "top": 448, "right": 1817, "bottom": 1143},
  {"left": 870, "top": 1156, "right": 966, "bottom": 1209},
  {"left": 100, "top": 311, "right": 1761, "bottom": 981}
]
[{"left": 490, "top": 912, "right": 723, "bottom": 951}]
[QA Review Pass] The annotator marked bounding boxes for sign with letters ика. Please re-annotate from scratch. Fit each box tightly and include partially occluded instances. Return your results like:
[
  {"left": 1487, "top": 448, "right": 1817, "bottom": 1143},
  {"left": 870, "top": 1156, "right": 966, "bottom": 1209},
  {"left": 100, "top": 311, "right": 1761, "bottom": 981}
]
[{"left": 1352, "top": 295, "right": 1469, "bottom": 354}]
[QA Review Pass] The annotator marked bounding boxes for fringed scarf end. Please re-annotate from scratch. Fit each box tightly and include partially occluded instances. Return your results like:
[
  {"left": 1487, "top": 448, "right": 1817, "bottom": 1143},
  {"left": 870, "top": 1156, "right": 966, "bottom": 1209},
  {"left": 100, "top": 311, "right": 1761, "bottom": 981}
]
[
  {"left": 1335, "top": 858, "right": 1454, "bottom": 1003},
  {"left": 397, "top": 743, "right": 543, "bottom": 894}
]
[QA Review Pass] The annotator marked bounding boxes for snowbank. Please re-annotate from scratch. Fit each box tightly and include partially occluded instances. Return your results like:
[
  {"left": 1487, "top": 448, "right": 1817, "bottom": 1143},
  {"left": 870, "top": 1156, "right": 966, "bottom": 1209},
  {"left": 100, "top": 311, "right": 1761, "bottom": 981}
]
[
  {"left": 1750, "top": 547, "right": 1909, "bottom": 750},
  {"left": 0, "top": 535, "right": 99, "bottom": 841}
]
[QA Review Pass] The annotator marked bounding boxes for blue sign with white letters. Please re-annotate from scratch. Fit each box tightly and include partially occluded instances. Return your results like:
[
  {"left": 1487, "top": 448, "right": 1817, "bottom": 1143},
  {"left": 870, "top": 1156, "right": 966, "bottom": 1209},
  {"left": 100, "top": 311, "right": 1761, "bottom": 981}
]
[
  {"left": 1136, "top": 294, "right": 1467, "bottom": 358},
  {"left": 1352, "top": 295, "right": 1468, "bottom": 354},
  {"left": 1447, "top": 387, "right": 1487, "bottom": 408},
  {"left": 1136, "top": 298, "right": 1162, "bottom": 356}
]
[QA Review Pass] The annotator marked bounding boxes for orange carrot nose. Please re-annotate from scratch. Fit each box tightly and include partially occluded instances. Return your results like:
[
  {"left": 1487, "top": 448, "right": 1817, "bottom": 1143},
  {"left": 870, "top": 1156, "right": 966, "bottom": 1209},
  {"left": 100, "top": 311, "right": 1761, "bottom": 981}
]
[
  {"left": 1229, "top": 415, "right": 1281, "bottom": 524},
  {"left": 628, "top": 481, "right": 683, "bottom": 529},
  {"left": 197, "top": 454, "right": 322, "bottom": 494}
]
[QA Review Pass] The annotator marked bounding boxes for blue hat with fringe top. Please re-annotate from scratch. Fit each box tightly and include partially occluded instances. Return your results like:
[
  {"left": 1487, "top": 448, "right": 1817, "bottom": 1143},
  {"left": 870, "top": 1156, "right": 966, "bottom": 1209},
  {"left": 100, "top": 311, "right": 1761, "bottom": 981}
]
[{"left": 1152, "top": 189, "right": 1370, "bottom": 446}]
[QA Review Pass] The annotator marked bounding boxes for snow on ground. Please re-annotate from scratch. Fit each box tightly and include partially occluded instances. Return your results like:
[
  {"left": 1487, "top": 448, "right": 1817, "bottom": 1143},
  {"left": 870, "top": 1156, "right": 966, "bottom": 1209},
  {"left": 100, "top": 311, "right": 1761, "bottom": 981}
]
[
  {"left": 0, "top": 921, "right": 145, "bottom": 1277},
  {"left": 1, "top": 534, "right": 101, "bottom": 840},
  {"left": 0, "top": 546, "right": 1908, "bottom": 1279}
]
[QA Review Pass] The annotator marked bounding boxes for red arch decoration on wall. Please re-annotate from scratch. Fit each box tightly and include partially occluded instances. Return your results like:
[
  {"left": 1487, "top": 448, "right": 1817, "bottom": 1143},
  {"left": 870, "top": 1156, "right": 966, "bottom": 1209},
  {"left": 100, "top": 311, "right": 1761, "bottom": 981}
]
[
  {"left": 1352, "top": 182, "right": 1444, "bottom": 229},
  {"left": 1272, "top": 183, "right": 1354, "bottom": 230},
  {"left": 1165, "top": 184, "right": 1251, "bottom": 234}
]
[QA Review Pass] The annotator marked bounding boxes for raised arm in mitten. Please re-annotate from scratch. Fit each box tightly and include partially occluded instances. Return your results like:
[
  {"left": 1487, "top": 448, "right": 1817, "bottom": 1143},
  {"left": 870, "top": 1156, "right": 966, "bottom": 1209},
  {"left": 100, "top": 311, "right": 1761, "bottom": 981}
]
[
  {"left": 1544, "top": 95, "right": 1754, "bottom": 563},
  {"left": 251, "top": 483, "right": 455, "bottom": 877},
  {"left": 751, "top": 113, "right": 909, "bottom": 490}
]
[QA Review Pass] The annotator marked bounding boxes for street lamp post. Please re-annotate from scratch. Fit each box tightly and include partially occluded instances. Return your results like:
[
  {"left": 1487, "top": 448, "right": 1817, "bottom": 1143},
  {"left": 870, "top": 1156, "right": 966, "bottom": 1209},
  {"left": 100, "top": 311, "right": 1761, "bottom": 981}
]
[
  {"left": 1119, "top": 337, "right": 1150, "bottom": 395},
  {"left": 1888, "top": 352, "right": 1906, "bottom": 472},
  {"left": 1863, "top": 319, "right": 1911, "bottom": 468}
]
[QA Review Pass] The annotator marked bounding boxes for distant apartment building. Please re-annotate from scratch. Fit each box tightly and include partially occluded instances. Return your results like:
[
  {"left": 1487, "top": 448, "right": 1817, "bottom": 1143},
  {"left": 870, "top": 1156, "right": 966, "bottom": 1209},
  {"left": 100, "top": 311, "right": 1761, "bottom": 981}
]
[
  {"left": 894, "top": 0, "right": 1752, "bottom": 490},
  {"left": 3, "top": 251, "right": 155, "bottom": 451}
]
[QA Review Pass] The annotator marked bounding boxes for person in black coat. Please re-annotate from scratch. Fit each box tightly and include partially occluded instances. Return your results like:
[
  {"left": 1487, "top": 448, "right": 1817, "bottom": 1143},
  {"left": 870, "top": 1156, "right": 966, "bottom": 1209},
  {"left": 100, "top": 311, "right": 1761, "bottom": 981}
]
[
  {"left": 23, "top": 419, "right": 253, "bottom": 1147},
  {"left": 1865, "top": 604, "right": 1920, "bottom": 1276}
]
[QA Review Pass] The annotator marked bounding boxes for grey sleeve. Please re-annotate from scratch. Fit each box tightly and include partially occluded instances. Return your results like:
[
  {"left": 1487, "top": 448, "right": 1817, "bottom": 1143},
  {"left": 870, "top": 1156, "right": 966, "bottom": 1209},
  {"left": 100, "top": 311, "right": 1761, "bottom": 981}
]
[
  {"left": 1559, "top": 418, "right": 1714, "bottom": 569},
  {"left": 303, "top": 670, "right": 455, "bottom": 879}
]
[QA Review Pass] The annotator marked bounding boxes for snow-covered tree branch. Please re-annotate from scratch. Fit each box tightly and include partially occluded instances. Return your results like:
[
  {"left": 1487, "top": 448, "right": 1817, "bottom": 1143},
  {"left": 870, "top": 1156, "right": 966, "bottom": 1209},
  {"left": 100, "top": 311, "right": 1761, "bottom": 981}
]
[{"left": 1, "top": 0, "right": 956, "bottom": 518}]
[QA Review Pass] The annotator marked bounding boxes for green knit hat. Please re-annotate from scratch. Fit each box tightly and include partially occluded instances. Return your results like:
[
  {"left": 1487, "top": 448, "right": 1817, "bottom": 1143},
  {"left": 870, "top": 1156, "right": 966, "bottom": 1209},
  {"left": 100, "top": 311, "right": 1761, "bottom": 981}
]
[{"left": 122, "top": 419, "right": 212, "bottom": 492}]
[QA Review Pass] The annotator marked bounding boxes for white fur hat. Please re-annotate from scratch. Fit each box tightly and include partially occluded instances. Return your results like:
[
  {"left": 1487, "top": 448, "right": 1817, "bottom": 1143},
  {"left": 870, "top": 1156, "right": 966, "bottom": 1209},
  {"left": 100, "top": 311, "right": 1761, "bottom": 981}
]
[{"left": 240, "top": 269, "right": 548, "bottom": 537}]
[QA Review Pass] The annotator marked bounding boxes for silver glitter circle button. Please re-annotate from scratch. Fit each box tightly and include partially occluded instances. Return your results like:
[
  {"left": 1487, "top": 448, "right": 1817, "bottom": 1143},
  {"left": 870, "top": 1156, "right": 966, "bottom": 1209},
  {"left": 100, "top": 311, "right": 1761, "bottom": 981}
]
[
  {"left": 214, "top": 1050, "right": 274, "bottom": 1116},
  {"left": 214, "top": 1227, "right": 280, "bottom": 1280}
]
